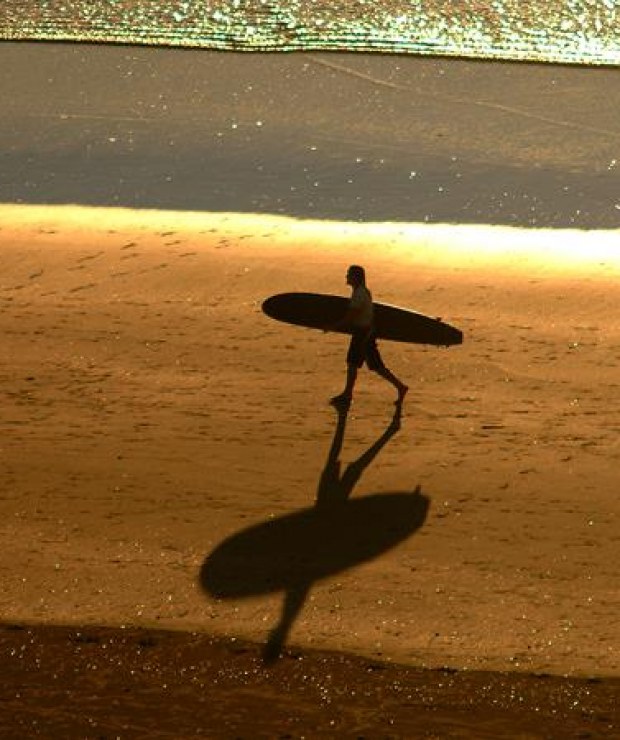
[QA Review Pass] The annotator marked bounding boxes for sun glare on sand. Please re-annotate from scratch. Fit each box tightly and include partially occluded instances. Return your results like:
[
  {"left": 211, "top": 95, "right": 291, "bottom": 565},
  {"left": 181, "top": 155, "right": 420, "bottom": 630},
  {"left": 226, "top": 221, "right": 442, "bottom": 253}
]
[{"left": 2, "top": 204, "right": 619, "bottom": 278}]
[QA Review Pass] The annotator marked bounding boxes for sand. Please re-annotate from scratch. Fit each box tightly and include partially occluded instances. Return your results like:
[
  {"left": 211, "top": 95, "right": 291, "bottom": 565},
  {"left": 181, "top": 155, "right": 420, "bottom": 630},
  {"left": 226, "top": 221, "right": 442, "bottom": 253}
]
[
  {"left": 1, "top": 202, "right": 619, "bottom": 735},
  {"left": 1, "top": 42, "right": 619, "bottom": 736},
  {"left": 2, "top": 625, "right": 618, "bottom": 739}
]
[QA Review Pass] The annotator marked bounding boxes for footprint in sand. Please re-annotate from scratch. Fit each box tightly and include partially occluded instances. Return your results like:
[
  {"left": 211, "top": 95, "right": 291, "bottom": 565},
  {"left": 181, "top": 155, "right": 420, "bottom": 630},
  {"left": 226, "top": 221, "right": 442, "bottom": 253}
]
[{"left": 76, "top": 252, "right": 104, "bottom": 264}]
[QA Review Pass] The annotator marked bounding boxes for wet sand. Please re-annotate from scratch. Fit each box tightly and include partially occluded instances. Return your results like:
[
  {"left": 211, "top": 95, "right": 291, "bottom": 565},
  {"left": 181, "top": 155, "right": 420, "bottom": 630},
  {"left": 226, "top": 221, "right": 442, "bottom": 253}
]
[
  {"left": 0, "top": 43, "right": 619, "bottom": 736},
  {"left": 2, "top": 42, "right": 620, "bottom": 226},
  {"left": 3, "top": 623, "right": 619, "bottom": 738}
]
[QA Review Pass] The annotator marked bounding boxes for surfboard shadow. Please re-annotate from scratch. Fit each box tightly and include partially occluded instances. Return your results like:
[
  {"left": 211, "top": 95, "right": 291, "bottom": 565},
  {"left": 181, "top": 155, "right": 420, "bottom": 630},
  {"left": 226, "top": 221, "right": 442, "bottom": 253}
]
[{"left": 199, "top": 404, "right": 429, "bottom": 663}]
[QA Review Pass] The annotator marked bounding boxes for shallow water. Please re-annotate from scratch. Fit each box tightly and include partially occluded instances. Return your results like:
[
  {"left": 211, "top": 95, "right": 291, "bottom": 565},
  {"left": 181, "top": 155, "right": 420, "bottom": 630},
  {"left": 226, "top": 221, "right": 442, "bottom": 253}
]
[{"left": 1, "top": 1, "right": 619, "bottom": 66}]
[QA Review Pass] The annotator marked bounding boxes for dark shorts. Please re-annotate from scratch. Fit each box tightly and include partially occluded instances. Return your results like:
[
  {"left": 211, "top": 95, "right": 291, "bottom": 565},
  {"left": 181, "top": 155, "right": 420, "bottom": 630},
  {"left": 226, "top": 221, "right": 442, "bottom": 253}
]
[{"left": 347, "top": 329, "right": 386, "bottom": 371}]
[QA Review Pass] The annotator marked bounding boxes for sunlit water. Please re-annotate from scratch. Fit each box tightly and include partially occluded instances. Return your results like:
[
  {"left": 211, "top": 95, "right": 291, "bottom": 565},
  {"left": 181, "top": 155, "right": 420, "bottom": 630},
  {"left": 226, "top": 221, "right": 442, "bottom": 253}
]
[{"left": 1, "top": 1, "right": 619, "bottom": 66}]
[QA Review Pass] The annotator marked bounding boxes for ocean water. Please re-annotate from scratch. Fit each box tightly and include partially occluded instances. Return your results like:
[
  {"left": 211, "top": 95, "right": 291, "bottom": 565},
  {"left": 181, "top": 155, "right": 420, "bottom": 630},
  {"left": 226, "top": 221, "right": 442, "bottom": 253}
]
[{"left": 0, "top": 1, "right": 619, "bottom": 66}]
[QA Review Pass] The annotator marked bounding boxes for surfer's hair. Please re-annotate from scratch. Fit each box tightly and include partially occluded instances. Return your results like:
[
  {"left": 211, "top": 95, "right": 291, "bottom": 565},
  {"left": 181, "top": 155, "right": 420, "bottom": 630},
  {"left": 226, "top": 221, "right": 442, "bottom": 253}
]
[{"left": 348, "top": 265, "right": 366, "bottom": 284}]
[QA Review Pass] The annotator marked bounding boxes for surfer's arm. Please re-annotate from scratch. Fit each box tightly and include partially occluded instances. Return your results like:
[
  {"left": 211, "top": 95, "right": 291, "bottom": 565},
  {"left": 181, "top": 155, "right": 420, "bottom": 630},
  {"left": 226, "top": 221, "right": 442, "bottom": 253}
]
[{"left": 324, "top": 305, "right": 362, "bottom": 332}]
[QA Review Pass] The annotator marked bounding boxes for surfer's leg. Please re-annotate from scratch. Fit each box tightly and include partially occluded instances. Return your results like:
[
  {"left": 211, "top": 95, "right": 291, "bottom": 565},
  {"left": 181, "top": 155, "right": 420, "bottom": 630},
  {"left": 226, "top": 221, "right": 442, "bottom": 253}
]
[
  {"left": 377, "top": 366, "right": 408, "bottom": 404},
  {"left": 330, "top": 364, "right": 357, "bottom": 406},
  {"left": 367, "top": 342, "right": 408, "bottom": 404},
  {"left": 331, "top": 335, "right": 362, "bottom": 406}
]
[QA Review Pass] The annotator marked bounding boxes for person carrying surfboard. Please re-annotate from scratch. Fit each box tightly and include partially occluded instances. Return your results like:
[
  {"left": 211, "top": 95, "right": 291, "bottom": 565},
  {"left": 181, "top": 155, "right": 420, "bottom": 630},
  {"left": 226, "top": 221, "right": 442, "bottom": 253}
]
[{"left": 326, "top": 265, "right": 408, "bottom": 408}]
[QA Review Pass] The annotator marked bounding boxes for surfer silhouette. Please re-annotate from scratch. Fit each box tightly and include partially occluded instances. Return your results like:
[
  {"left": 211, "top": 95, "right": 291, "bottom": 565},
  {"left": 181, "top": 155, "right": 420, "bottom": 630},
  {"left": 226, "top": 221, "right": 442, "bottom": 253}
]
[{"left": 326, "top": 265, "right": 408, "bottom": 408}]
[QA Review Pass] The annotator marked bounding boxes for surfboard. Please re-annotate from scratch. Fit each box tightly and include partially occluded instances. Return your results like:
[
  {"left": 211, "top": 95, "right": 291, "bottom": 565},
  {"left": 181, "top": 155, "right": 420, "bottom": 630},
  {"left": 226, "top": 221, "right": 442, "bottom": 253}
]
[{"left": 262, "top": 292, "right": 463, "bottom": 346}]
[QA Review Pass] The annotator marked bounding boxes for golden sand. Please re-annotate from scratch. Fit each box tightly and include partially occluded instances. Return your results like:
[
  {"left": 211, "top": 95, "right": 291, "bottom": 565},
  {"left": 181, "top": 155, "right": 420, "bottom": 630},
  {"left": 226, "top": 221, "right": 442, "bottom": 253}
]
[{"left": 1, "top": 204, "right": 618, "bottom": 678}]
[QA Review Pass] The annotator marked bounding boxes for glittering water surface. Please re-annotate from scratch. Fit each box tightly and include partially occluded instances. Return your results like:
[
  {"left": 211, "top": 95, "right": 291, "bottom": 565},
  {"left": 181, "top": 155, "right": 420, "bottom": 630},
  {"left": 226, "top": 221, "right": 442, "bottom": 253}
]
[{"left": 0, "top": 1, "right": 618, "bottom": 66}]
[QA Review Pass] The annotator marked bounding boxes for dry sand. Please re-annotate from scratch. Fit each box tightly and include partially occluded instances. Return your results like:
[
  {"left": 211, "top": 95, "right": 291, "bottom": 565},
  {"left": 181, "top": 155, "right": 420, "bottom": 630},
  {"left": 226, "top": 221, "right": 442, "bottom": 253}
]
[
  {"left": 0, "top": 203, "right": 618, "bottom": 735},
  {"left": 1, "top": 41, "right": 619, "bottom": 736}
]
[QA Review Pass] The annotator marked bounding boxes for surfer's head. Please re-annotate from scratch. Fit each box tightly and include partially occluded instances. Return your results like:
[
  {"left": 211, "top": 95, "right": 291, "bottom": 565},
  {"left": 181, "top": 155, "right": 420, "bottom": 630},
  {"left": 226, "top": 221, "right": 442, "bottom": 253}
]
[{"left": 346, "top": 264, "right": 366, "bottom": 287}]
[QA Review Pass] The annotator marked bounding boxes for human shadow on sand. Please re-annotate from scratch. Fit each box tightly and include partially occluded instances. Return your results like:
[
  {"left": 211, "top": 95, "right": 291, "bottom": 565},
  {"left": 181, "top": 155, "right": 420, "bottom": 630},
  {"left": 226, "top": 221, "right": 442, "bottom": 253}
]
[{"left": 200, "top": 404, "right": 429, "bottom": 663}]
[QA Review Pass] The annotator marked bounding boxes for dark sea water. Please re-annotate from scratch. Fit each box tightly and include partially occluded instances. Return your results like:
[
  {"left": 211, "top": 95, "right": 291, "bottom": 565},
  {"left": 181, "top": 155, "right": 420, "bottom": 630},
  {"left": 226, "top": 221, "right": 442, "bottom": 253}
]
[{"left": 0, "top": 1, "right": 619, "bottom": 66}]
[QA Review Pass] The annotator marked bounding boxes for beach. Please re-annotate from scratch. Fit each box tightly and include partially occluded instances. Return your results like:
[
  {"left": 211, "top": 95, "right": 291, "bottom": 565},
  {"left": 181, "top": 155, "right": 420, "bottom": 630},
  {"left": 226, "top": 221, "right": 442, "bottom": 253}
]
[{"left": 0, "top": 42, "right": 619, "bottom": 736}]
